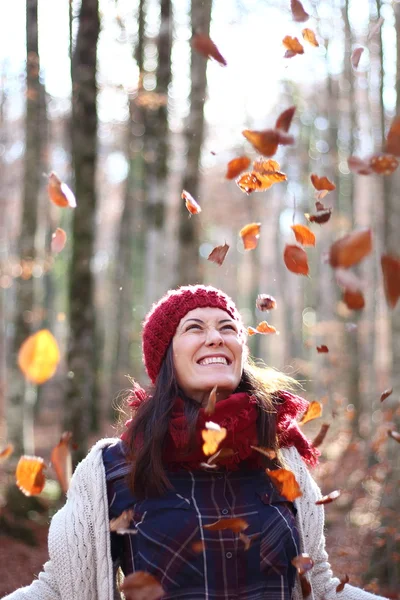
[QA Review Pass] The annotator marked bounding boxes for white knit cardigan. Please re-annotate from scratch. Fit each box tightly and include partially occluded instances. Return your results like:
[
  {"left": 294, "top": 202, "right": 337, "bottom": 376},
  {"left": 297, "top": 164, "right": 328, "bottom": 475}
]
[{"left": 3, "top": 438, "right": 388, "bottom": 600}]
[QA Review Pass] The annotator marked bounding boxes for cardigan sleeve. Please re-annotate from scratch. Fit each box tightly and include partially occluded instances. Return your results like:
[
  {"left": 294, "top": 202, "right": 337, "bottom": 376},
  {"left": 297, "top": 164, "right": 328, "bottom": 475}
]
[
  {"left": 285, "top": 446, "right": 389, "bottom": 600},
  {"left": 1, "top": 559, "right": 61, "bottom": 600}
]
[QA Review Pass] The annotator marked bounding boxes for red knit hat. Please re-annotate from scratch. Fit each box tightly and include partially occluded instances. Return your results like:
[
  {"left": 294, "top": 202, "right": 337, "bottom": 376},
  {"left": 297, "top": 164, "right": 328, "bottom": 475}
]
[{"left": 142, "top": 285, "right": 244, "bottom": 383}]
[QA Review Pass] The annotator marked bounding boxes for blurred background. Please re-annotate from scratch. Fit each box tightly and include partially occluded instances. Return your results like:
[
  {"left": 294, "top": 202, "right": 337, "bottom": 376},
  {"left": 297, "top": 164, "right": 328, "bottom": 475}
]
[{"left": 0, "top": 0, "right": 399, "bottom": 596}]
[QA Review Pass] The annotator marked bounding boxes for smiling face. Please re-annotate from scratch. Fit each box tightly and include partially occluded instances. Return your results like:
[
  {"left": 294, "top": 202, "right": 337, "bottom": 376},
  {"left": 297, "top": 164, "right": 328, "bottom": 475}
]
[{"left": 172, "top": 307, "right": 246, "bottom": 406}]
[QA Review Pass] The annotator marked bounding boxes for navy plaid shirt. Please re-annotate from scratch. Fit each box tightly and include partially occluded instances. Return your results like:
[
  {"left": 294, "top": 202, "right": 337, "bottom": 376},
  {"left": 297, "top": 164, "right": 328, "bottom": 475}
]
[{"left": 103, "top": 440, "right": 300, "bottom": 599}]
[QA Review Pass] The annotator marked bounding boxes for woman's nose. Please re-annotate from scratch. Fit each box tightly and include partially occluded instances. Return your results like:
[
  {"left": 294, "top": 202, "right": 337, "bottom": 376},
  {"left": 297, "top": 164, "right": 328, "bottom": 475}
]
[{"left": 205, "top": 327, "right": 223, "bottom": 346}]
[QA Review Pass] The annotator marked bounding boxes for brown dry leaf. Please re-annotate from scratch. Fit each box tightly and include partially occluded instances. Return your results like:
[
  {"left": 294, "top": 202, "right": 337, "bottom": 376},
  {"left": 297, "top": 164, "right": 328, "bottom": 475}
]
[
  {"left": 370, "top": 153, "right": 399, "bottom": 175},
  {"left": 385, "top": 115, "right": 400, "bottom": 156},
  {"left": 208, "top": 243, "right": 230, "bottom": 266},
  {"left": 336, "top": 574, "right": 350, "bottom": 593},
  {"left": 291, "top": 0, "right": 309, "bottom": 22},
  {"left": 248, "top": 321, "right": 278, "bottom": 336},
  {"left": 110, "top": 509, "right": 134, "bottom": 532},
  {"left": 191, "top": 32, "right": 227, "bottom": 66},
  {"left": 299, "top": 401, "right": 322, "bottom": 426},
  {"left": 48, "top": 172, "right": 76, "bottom": 208},
  {"left": 388, "top": 430, "right": 400, "bottom": 443},
  {"left": 335, "top": 268, "right": 364, "bottom": 292},
  {"left": 315, "top": 489, "right": 341, "bottom": 505},
  {"left": 191, "top": 540, "right": 205, "bottom": 553},
  {"left": 381, "top": 254, "right": 400, "bottom": 308},
  {"left": 291, "top": 224, "right": 316, "bottom": 247},
  {"left": 18, "top": 329, "right": 61, "bottom": 385},
  {"left": 316, "top": 345, "right": 329, "bottom": 353},
  {"left": 204, "top": 385, "right": 217, "bottom": 415},
  {"left": 51, "top": 228, "right": 67, "bottom": 254},
  {"left": 0, "top": 443, "right": 14, "bottom": 462},
  {"left": 240, "top": 223, "right": 261, "bottom": 250},
  {"left": 239, "top": 532, "right": 251, "bottom": 550},
  {"left": 302, "top": 28, "right": 319, "bottom": 47},
  {"left": 202, "top": 422, "right": 227, "bottom": 456},
  {"left": 266, "top": 468, "right": 302, "bottom": 501},
  {"left": 351, "top": 47, "right": 364, "bottom": 68},
  {"left": 343, "top": 289, "right": 365, "bottom": 311},
  {"left": 225, "top": 156, "right": 251, "bottom": 179},
  {"left": 307, "top": 207, "right": 332, "bottom": 224},
  {"left": 182, "top": 189, "right": 201, "bottom": 215},
  {"left": 204, "top": 517, "right": 249, "bottom": 533},
  {"left": 283, "top": 36, "right": 304, "bottom": 58},
  {"left": 120, "top": 571, "right": 165, "bottom": 600},
  {"left": 15, "top": 456, "right": 46, "bottom": 496},
  {"left": 242, "top": 129, "right": 294, "bottom": 157},
  {"left": 236, "top": 170, "right": 286, "bottom": 194},
  {"left": 275, "top": 106, "right": 296, "bottom": 132},
  {"left": 283, "top": 244, "right": 309, "bottom": 276},
  {"left": 291, "top": 554, "right": 314, "bottom": 575},
  {"left": 329, "top": 229, "right": 372, "bottom": 268},
  {"left": 312, "top": 423, "right": 330, "bottom": 447},
  {"left": 310, "top": 174, "right": 336, "bottom": 191},
  {"left": 380, "top": 388, "right": 393, "bottom": 402},
  {"left": 256, "top": 294, "right": 277, "bottom": 311},
  {"left": 250, "top": 446, "right": 277, "bottom": 460},
  {"left": 300, "top": 575, "right": 312, "bottom": 598},
  {"left": 347, "top": 156, "right": 373, "bottom": 175},
  {"left": 50, "top": 432, "right": 73, "bottom": 494}
]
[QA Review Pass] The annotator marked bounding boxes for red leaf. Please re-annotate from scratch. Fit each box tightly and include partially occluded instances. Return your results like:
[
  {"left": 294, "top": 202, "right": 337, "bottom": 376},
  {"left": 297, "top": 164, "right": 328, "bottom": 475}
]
[
  {"left": 342, "top": 289, "right": 365, "bottom": 311},
  {"left": 51, "top": 228, "right": 67, "bottom": 254},
  {"left": 242, "top": 129, "right": 294, "bottom": 157},
  {"left": 370, "top": 153, "right": 399, "bottom": 175},
  {"left": 381, "top": 254, "right": 400, "bottom": 308},
  {"left": 312, "top": 423, "right": 330, "bottom": 447},
  {"left": 380, "top": 388, "right": 393, "bottom": 402},
  {"left": 207, "top": 243, "right": 229, "bottom": 266},
  {"left": 290, "top": 0, "right": 309, "bottom": 22},
  {"left": 191, "top": 33, "right": 227, "bottom": 66},
  {"left": 275, "top": 106, "right": 296, "bottom": 132},
  {"left": 316, "top": 345, "right": 329, "bottom": 353},
  {"left": 225, "top": 156, "right": 251, "bottom": 179},
  {"left": 336, "top": 574, "right": 350, "bottom": 592},
  {"left": 182, "top": 189, "right": 202, "bottom": 215},
  {"left": 50, "top": 432, "right": 73, "bottom": 494},
  {"left": 351, "top": 47, "right": 364, "bottom": 68},
  {"left": 307, "top": 207, "right": 332, "bottom": 224},
  {"left": 256, "top": 294, "right": 277, "bottom": 311},
  {"left": 310, "top": 174, "right": 336, "bottom": 191},
  {"left": 120, "top": 572, "right": 165, "bottom": 600},
  {"left": 283, "top": 244, "right": 309, "bottom": 276},
  {"left": 315, "top": 489, "right": 341, "bottom": 505},
  {"left": 329, "top": 229, "right": 372, "bottom": 268},
  {"left": 385, "top": 115, "right": 400, "bottom": 156}
]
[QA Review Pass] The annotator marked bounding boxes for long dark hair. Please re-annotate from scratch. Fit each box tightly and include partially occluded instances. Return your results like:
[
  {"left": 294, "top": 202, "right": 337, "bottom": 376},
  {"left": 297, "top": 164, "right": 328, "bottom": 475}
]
[{"left": 125, "top": 345, "right": 298, "bottom": 498}]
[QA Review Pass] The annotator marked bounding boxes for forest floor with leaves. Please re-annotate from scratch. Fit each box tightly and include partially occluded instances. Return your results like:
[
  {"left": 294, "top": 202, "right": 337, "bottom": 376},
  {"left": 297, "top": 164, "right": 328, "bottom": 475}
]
[{"left": 0, "top": 419, "right": 399, "bottom": 598}]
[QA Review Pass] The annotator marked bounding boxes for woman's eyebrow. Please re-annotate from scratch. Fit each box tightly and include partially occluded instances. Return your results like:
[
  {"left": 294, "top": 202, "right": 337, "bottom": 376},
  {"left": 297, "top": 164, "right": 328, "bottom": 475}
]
[{"left": 182, "top": 318, "right": 204, "bottom": 326}]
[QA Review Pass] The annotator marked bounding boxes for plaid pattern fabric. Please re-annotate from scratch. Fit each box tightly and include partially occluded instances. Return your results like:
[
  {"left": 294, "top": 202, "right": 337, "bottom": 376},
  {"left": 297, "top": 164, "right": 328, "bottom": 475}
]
[{"left": 103, "top": 440, "right": 300, "bottom": 599}]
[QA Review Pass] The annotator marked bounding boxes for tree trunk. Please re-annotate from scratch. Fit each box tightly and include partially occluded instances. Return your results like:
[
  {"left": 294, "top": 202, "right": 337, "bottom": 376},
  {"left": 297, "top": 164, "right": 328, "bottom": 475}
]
[
  {"left": 175, "top": 0, "right": 212, "bottom": 287},
  {"left": 65, "top": 0, "right": 100, "bottom": 459}
]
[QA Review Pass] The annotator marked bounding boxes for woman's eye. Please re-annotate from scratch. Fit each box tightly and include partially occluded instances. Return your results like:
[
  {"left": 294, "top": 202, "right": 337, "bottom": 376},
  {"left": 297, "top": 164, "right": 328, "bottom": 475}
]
[
  {"left": 222, "top": 325, "right": 236, "bottom": 331},
  {"left": 186, "top": 324, "right": 201, "bottom": 331}
]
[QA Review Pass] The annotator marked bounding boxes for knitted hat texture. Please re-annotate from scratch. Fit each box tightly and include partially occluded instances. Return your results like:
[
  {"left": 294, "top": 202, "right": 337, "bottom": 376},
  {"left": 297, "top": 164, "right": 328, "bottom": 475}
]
[{"left": 142, "top": 285, "right": 243, "bottom": 383}]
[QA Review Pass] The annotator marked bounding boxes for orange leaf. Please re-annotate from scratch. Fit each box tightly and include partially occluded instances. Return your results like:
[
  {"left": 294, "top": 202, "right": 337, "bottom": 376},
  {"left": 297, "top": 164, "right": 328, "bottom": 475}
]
[
  {"left": 347, "top": 156, "right": 373, "bottom": 175},
  {"left": 315, "top": 489, "right": 341, "bottom": 505},
  {"left": 182, "top": 189, "right": 201, "bottom": 214},
  {"left": 242, "top": 129, "right": 294, "bottom": 157},
  {"left": 385, "top": 115, "right": 400, "bottom": 156},
  {"left": 236, "top": 171, "right": 286, "bottom": 194},
  {"left": 239, "top": 223, "right": 261, "bottom": 250},
  {"left": 291, "top": 554, "right": 314, "bottom": 575},
  {"left": 252, "top": 158, "right": 285, "bottom": 176},
  {"left": 15, "top": 455, "right": 46, "bottom": 496},
  {"left": 316, "top": 345, "right": 329, "bottom": 353},
  {"left": 225, "top": 156, "right": 251, "bottom": 179},
  {"left": 302, "top": 28, "right": 319, "bottom": 47},
  {"left": 336, "top": 574, "right": 350, "bottom": 593},
  {"left": 204, "top": 385, "right": 217, "bottom": 415},
  {"left": 18, "top": 329, "right": 60, "bottom": 384},
  {"left": 283, "top": 244, "right": 309, "bottom": 275},
  {"left": 310, "top": 174, "right": 336, "bottom": 191},
  {"left": 283, "top": 36, "right": 304, "bottom": 58},
  {"left": 380, "top": 388, "right": 393, "bottom": 402},
  {"left": 191, "top": 33, "right": 227, "bottom": 66},
  {"left": 370, "top": 153, "right": 399, "bottom": 175},
  {"left": 207, "top": 243, "right": 229, "bottom": 266},
  {"left": 48, "top": 172, "right": 76, "bottom": 208},
  {"left": 120, "top": 571, "right": 165, "bottom": 600},
  {"left": 351, "top": 47, "right": 364, "bottom": 68},
  {"left": 381, "top": 254, "right": 400, "bottom": 308},
  {"left": 290, "top": 0, "right": 309, "bottom": 22},
  {"left": 191, "top": 540, "right": 205, "bottom": 553},
  {"left": 256, "top": 321, "right": 278, "bottom": 334},
  {"left": 204, "top": 517, "right": 249, "bottom": 533},
  {"left": 299, "top": 401, "right": 322, "bottom": 425},
  {"left": 201, "top": 422, "right": 227, "bottom": 456},
  {"left": 256, "top": 294, "right": 277, "bottom": 311},
  {"left": 275, "top": 106, "right": 296, "bottom": 132},
  {"left": 342, "top": 289, "right": 365, "bottom": 310},
  {"left": 51, "top": 228, "right": 67, "bottom": 254},
  {"left": 266, "top": 468, "right": 302, "bottom": 501},
  {"left": 0, "top": 443, "right": 14, "bottom": 462},
  {"left": 291, "top": 224, "right": 316, "bottom": 247},
  {"left": 50, "top": 432, "right": 73, "bottom": 494},
  {"left": 312, "top": 423, "right": 330, "bottom": 447},
  {"left": 329, "top": 229, "right": 372, "bottom": 268},
  {"left": 110, "top": 509, "right": 134, "bottom": 533},
  {"left": 250, "top": 445, "right": 277, "bottom": 460},
  {"left": 239, "top": 532, "right": 251, "bottom": 550}
]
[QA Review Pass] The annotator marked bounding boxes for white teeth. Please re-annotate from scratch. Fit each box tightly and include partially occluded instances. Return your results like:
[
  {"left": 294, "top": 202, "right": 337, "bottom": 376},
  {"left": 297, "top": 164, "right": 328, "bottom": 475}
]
[{"left": 198, "top": 357, "right": 228, "bottom": 366}]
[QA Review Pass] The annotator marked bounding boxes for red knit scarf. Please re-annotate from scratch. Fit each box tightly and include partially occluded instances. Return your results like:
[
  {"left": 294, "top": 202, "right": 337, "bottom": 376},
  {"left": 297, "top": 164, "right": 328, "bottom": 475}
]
[{"left": 122, "top": 385, "right": 319, "bottom": 469}]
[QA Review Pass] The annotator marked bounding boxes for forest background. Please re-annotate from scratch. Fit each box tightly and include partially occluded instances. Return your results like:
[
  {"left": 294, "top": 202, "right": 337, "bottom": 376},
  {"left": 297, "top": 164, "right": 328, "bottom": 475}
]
[{"left": 0, "top": 0, "right": 400, "bottom": 596}]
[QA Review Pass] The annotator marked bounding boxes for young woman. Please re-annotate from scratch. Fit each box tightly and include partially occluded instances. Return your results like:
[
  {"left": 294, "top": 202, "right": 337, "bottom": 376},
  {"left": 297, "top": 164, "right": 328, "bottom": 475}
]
[{"left": 4, "top": 285, "right": 388, "bottom": 600}]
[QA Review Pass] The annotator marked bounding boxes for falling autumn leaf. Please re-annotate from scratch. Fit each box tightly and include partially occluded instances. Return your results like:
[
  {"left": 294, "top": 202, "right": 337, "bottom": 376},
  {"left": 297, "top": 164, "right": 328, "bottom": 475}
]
[
  {"left": 236, "top": 170, "right": 286, "bottom": 194},
  {"left": 202, "top": 422, "right": 227, "bottom": 456},
  {"left": 329, "top": 229, "right": 372, "bottom": 269},
  {"left": 312, "top": 423, "right": 330, "bottom": 447},
  {"left": 248, "top": 321, "right": 278, "bottom": 336},
  {"left": 370, "top": 153, "right": 399, "bottom": 175},
  {"left": 110, "top": 509, "right": 134, "bottom": 533},
  {"left": 316, "top": 345, "right": 329, "bottom": 353},
  {"left": 381, "top": 254, "right": 400, "bottom": 308},
  {"left": 351, "top": 47, "right": 364, "bottom": 68},
  {"left": 204, "top": 385, "right": 217, "bottom": 415},
  {"left": 242, "top": 128, "right": 294, "bottom": 157},
  {"left": 240, "top": 223, "right": 261, "bottom": 250},
  {"left": 315, "top": 489, "right": 341, "bottom": 505},
  {"left": 225, "top": 156, "right": 251, "bottom": 179},
  {"left": 250, "top": 446, "right": 277, "bottom": 460},
  {"left": 380, "top": 388, "right": 393, "bottom": 402},
  {"left": 208, "top": 243, "right": 230, "bottom": 266},
  {"left": 385, "top": 115, "right": 400, "bottom": 156},
  {"left": 50, "top": 432, "right": 73, "bottom": 494},
  {"left": 266, "top": 468, "right": 302, "bottom": 501},
  {"left": 18, "top": 329, "right": 61, "bottom": 385},
  {"left": 307, "top": 206, "right": 332, "bottom": 225},
  {"left": 182, "top": 189, "right": 201, "bottom": 215},
  {"left": 291, "top": 554, "right": 314, "bottom": 575},
  {"left": 299, "top": 401, "right": 322, "bottom": 425},
  {"left": 302, "top": 29, "right": 319, "bottom": 47},
  {"left": 347, "top": 156, "right": 373, "bottom": 175},
  {"left": 283, "top": 36, "right": 304, "bottom": 58},
  {"left": 310, "top": 174, "right": 336, "bottom": 192},
  {"left": 291, "top": 224, "right": 316, "bottom": 247},
  {"left": 16, "top": 455, "right": 46, "bottom": 496},
  {"left": 275, "top": 106, "right": 296, "bottom": 132},
  {"left": 192, "top": 540, "right": 205, "bottom": 553},
  {"left": 48, "top": 172, "right": 76, "bottom": 208},
  {"left": 191, "top": 32, "right": 227, "bottom": 66},
  {"left": 256, "top": 294, "right": 277, "bottom": 311},
  {"left": 342, "top": 289, "right": 365, "bottom": 310},
  {"left": 388, "top": 430, "right": 400, "bottom": 443},
  {"left": 204, "top": 517, "right": 249, "bottom": 533},
  {"left": 120, "top": 571, "right": 165, "bottom": 600},
  {"left": 51, "top": 228, "right": 67, "bottom": 254},
  {"left": 300, "top": 576, "right": 312, "bottom": 598},
  {"left": 0, "top": 443, "right": 14, "bottom": 462},
  {"left": 290, "top": 0, "right": 309, "bottom": 23},
  {"left": 336, "top": 574, "right": 350, "bottom": 592},
  {"left": 283, "top": 244, "right": 309, "bottom": 276},
  {"left": 239, "top": 532, "right": 251, "bottom": 550}
]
